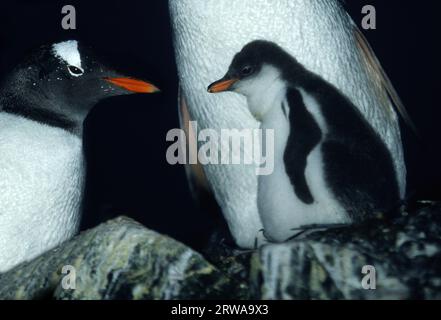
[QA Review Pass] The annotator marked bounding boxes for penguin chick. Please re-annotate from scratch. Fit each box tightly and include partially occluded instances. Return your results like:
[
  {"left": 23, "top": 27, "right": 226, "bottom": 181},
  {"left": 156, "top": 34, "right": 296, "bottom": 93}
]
[
  {"left": 170, "top": 0, "right": 408, "bottom": 249},
  {"left": 0, "top": 40, "right": 159, "bottom": 272},
  {"left": 208, "top": 40, "right": 401, "bottom": 243}
]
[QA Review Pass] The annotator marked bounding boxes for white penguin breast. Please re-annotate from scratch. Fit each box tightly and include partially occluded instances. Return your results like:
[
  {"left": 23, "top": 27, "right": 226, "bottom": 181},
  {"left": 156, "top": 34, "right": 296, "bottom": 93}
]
[
  {"left": 258, "top": 90, "right": 350, "bottom": 242},
  {"left": 0, "top": 113, "right": 85, "bottom": 272}
]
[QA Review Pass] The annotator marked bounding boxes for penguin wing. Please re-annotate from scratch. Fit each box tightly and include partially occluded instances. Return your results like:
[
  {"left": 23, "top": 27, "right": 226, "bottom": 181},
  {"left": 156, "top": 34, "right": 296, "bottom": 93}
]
[
  {"left": 178, "top": 85, "right": 215, "bottom": 203},
  {"left": 353, "top": 26, "right": 418, "bottom": 134}
]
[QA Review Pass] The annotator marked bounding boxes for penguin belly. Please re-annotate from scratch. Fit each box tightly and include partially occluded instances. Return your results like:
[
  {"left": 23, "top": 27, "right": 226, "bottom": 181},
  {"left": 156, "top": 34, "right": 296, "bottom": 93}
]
[
  {"left": 259, "top": 85, "right": 400, "bottom": 242},
  {"left": 0, "top": 113, "right": 84, "bottom": 272},
  {"left": 258, "top": 97, "right": 350, "bottom": 243}
]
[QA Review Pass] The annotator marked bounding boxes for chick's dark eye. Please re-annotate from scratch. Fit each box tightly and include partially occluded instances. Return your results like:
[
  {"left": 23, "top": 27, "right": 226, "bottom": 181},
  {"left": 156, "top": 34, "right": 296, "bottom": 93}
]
[
  {"left": 240, "top": 65, "right": 254, "bottom": 77},
  {"left": 67, "top": 65, "right": 84, "bottom": 76}
]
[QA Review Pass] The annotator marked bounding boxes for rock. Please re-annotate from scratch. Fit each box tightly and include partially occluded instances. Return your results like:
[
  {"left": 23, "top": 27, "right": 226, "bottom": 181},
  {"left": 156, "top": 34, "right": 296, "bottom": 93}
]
[
  {"left": 2, "top": 203, "right": 440, "bottom": 300},
  {"left": 203, "top": 232, "right": 253, "bottom": 299},
  {"left": 248, "top": 202, "right": 441, "bottom": 300},
  {"left": 0, "top": 217, "right": 241, "bottom": 300}
]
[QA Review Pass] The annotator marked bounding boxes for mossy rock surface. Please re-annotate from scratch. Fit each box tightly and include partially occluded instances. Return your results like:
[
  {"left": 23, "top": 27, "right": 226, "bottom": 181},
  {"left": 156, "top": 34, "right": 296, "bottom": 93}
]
[
  {"left": 0, "top": 217, "right": 241, "bottom": 300},
  {"left": 247, "top": 203, "right": 441, "bottom": 300},
  {"left": 2, "top": 203, "right": 441, "bottom": 300}
]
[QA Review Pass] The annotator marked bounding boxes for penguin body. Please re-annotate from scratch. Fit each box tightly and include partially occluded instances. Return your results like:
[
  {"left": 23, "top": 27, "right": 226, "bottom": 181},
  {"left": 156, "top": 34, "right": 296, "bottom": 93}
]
[
  {"left": 0, "top": 113, "right": 84, "bottom": 271},
  {"left": 208, "top": 40, "right": 400, "bottom": 242},
  {"left": 0, "top": 40, "right": 158, "bottom": 272},
  {"left": 170, "top": 0, "right": 406, "bottom": 248}
]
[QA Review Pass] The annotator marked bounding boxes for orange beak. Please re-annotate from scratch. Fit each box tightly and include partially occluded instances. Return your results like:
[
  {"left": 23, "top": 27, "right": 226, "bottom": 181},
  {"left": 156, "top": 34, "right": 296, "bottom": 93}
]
[
  {"left": 207, "top": 78, "right": 238, "bottom": 93},
  {"left": 104, "top": 77, "right": 160, "bottom": 93}
]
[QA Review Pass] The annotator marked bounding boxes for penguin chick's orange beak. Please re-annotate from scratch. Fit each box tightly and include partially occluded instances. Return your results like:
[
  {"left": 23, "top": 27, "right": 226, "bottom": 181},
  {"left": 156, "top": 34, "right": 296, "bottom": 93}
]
[
  {"left": 104, "top": 77, "right": 160, "bottom": 93},
  {"left": 207, "top": 78, "right": 238, "bottom": 93}
]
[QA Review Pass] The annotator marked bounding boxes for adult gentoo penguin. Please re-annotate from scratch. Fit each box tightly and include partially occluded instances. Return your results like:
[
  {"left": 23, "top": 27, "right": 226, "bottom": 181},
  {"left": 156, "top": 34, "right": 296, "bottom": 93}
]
[
  {"left": 169, "top": 0, "right": 408, "bottom": 248},
  {"left": 208, "top": 40, "right": 401, "bottom": 242},
  {"left": 0, "top": 40, "right": 159, "bottom": 272}
]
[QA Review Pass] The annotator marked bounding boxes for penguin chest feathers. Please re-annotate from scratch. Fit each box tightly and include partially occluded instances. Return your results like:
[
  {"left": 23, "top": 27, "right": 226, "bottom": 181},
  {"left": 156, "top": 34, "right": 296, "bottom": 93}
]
[
  {"left": 257, "top": 85, "right": 350, "bottom": 242},
  {"left": 0, "top": 112, "right": 85, "bottom": 272}
]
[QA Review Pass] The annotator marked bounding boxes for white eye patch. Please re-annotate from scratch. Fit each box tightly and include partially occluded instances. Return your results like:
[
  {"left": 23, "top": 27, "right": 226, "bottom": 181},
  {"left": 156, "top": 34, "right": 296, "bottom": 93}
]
[{"left": 52, "top": 40, "right": 84, "bottom": 77}]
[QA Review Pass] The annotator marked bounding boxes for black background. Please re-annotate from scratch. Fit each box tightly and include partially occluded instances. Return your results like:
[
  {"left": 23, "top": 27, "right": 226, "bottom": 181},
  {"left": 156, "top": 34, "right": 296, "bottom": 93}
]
[{"left": 0, "top": 0, "right": 440, "bottom": 249}]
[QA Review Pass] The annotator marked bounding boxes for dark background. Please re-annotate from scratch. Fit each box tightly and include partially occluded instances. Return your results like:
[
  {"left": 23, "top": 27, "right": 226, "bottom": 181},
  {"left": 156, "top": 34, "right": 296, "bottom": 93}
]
[{"left": 0, "top": 0, "right": 440, "bottom": 249}]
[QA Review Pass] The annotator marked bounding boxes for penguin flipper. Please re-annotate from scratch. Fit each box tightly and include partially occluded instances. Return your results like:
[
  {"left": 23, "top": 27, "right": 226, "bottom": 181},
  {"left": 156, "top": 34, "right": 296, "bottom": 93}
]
[
  {"left": 178, "top": 85, "right": 220, "bottom": 212},
  {"left": 353, "top": 25, "right": 419, "bottom": 135}
]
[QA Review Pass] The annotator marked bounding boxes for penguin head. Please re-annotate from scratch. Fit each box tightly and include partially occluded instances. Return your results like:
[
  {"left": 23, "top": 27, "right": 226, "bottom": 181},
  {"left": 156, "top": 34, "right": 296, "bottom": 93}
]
[
  {"left": 208, "top": 40, "right": 298, "bottom": 118},
  {"left": 0, "top": 40, "right": 159, "bottom": 134}
]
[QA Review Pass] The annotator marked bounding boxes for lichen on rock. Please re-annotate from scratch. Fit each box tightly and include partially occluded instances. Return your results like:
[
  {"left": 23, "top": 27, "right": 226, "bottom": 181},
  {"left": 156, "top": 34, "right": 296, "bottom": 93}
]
[
  {"left": 0, "top": 217, "right": 241, "bottom": 300},
  {"left": 1, "top": 203, "right": 440, "bottom": 300},
  {"left": 248, "top": 202, "right": 441, "bottom": 300}
]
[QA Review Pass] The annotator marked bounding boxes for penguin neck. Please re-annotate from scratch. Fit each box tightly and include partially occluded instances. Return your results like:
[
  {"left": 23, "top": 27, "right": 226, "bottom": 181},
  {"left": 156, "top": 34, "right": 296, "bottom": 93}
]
[
  {"left": 0, "top": 79, "right": 84, "bottom": 137},
  {"left": 245, "top": 65, "right": 288, "bottom": 121}
]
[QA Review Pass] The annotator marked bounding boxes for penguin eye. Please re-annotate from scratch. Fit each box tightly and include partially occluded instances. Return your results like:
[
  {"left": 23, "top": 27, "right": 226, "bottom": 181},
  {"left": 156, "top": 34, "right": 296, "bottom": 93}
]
[
  {"left": 67, "top": 65, "right": 84, "bottom": 77},
  {"left": 240, "top": 65, "right": 254, "bottom": 77}
]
